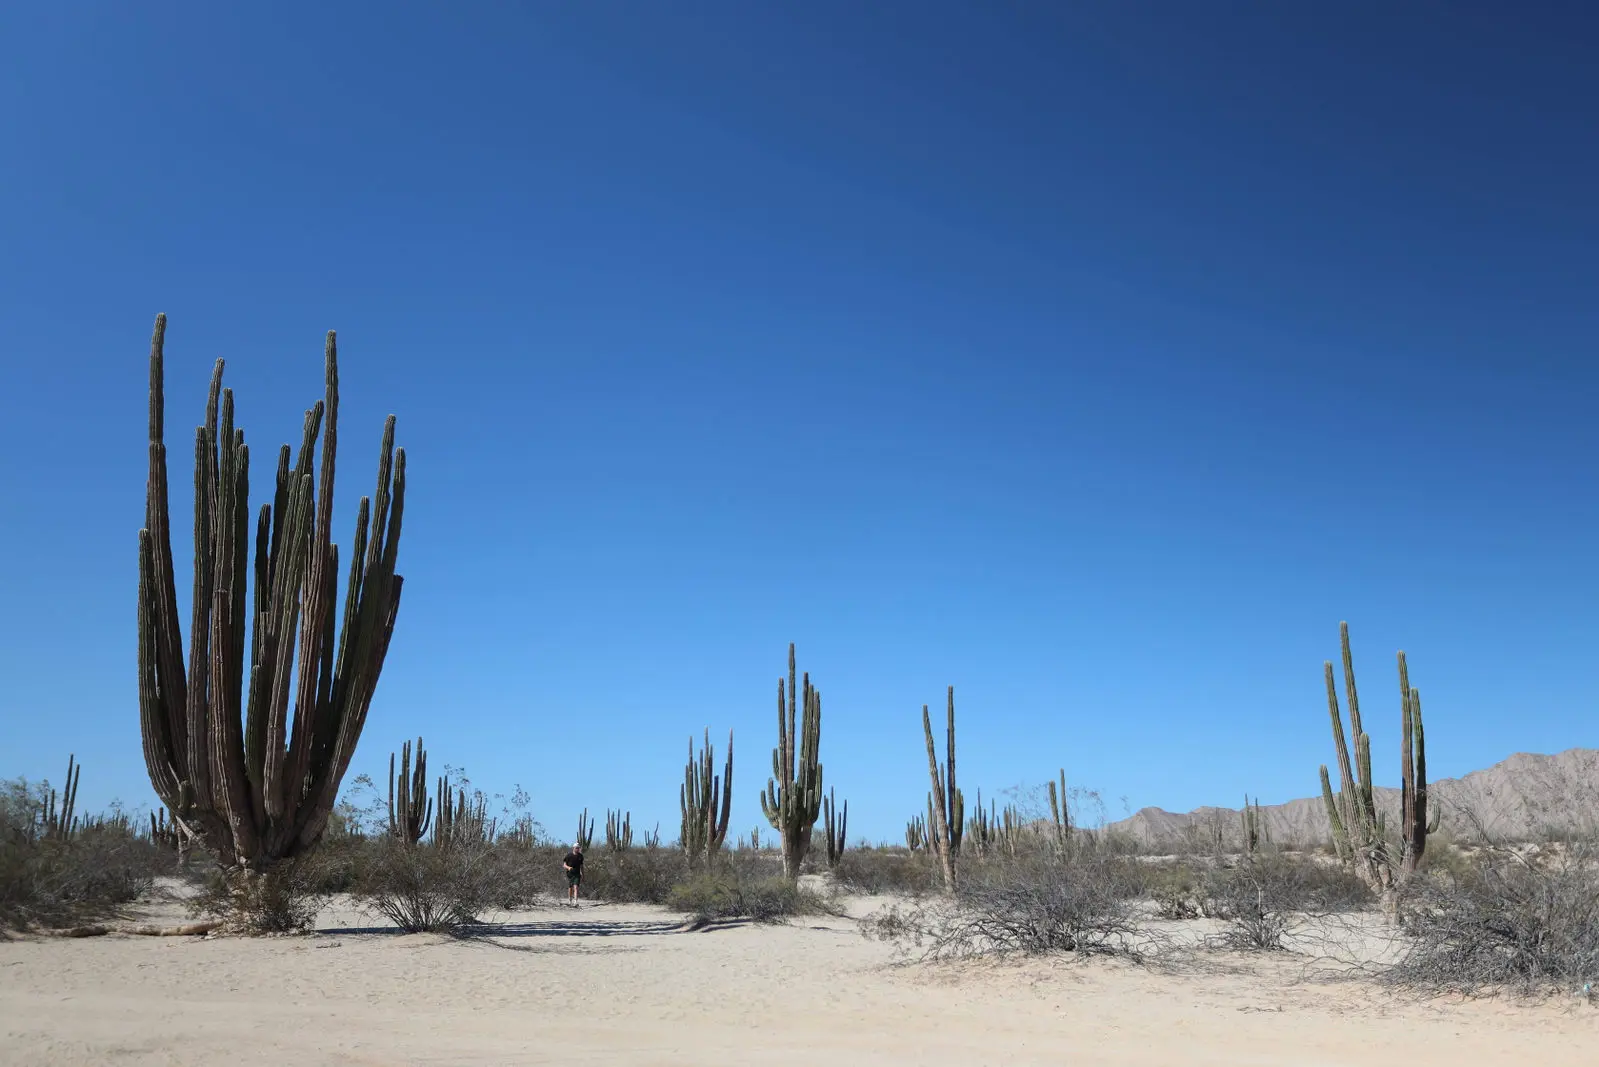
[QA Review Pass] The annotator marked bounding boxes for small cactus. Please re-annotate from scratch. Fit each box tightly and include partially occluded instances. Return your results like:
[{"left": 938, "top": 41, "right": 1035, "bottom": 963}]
[{"left": 822, "top": 788, "right": 848, "bottom": 868}]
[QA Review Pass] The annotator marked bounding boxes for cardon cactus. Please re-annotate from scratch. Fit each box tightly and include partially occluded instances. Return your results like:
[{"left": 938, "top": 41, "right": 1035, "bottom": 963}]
[
  {"left": 387, "top": 738, "right": 433, "bottom": 845},
  {"left": 760, "top": 643, "right": 823, "bottom": 880},
  {"left": 822, "top": 788, "right": 848, "bottom": 869},
  {"left": 136, "top": 315, "right": 406, "bottom": 876},
  {"left": 605, "top": 809, "right": 633, "bottom": 852},
  {"left": 1046, "top": 768, "right": 1071, "bottom": 848},
  {"left": 921, "top": 686, "right": 964, "bottom": 892},
  {"left": 45, "top": 755, "right": 82, "bottom": 841},
  {"left": 680, "top": 729, "right": 733, "bottom": 866},
  {"left": 1316, "top": 622, "right": 1439, "bottom": 897}
]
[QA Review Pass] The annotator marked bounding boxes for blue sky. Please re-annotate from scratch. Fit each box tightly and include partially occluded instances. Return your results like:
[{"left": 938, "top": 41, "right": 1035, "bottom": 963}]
[{"left": 1, "top": 3, "right": 1594, "bottom": 844}]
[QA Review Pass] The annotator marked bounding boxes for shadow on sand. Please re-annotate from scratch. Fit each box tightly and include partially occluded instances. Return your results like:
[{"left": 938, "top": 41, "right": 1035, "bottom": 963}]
[{"left": 319, "top": 916, "right": 752, "bottom": 939}]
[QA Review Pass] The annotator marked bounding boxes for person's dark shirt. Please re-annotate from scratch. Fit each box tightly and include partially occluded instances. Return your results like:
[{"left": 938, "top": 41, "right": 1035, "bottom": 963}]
[{"left": 564, "top": 851, "right": 584, "bottom": 875}]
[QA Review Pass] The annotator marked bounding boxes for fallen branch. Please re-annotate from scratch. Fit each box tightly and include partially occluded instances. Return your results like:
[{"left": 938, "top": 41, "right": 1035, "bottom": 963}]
[{"left": 42, "top": 921, "right": 222, "bottom": 938}]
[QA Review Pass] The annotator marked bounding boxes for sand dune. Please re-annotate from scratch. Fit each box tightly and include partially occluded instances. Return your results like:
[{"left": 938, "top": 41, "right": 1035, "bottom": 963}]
[{"left": 3, "top": 891, "right": 1595, "bottom": 1066}]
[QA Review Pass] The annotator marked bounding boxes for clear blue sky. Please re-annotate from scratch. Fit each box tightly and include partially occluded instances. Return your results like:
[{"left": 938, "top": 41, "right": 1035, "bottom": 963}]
[{"left": 1, "top": 3, "right": 1593, "bottom": 844}]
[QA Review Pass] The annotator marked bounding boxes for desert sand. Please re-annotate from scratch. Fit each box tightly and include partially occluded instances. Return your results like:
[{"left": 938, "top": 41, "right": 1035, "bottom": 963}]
[{"left": 3, "top": 890, "right": 1595, "bottom": 1067}]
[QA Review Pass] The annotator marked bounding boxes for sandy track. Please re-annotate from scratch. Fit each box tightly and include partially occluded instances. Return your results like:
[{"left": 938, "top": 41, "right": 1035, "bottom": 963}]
[{"left": 3, "top": 896, "right": 1595, "bottom": 1066}]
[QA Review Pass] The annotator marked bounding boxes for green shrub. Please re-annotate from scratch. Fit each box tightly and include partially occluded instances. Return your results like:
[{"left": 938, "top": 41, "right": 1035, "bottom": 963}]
[
  {"left": 667, "top": 870, "right": 829, "bottom": 923},
  {"left": 831, "top": 848, "right": 939, "bottom": 896}
]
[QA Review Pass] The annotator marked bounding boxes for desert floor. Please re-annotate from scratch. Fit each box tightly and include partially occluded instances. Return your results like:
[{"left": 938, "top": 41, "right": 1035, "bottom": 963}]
[{"left": 2, "top": 888, "right": 1595, "bottom": 1066}]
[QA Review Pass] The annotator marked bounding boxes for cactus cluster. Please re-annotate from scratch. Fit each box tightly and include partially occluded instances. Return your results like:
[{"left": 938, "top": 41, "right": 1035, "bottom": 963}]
[
  {"left": 761, "top": 644, "right": 824, "bottom": 880},
  {"left": 921, "top": 686, "right": 964, "bottom": 891},
  {"left": 1317, "top": 622, "right": 1438, "bottom": 892},
  {"left": 681, "top": 729, "right": 733, "bottom": 866},
  {"left": 387, "top": 738, "right": 433, "bottom": 845},
  {"left": 574, "top": 808, "right": 595, "bottom": 851},
  {"left": 136, "top": 315, "right": 406, "bottom": 874}
]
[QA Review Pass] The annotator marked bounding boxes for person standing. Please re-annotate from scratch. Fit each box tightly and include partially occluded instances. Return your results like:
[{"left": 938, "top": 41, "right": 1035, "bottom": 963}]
[{"left": 562, "top": 842, "right": 585, "bottom": 906}]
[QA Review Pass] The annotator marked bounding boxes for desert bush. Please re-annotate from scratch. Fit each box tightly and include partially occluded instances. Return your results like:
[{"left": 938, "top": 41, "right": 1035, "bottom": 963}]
[
  {"left": 580, "top": 846, "right": 692, "bottom": 905},
  {"left": 1384, "top": 841, "right": 1599, "bottom": 996},
  {"left": 356, "top": 838, "right": 510, "bottom": 933},
  {"left": 1145, "top": 863, "right": 1202, "bottom": 920},
  {"left": 188, "top": 856, "right": 329, "bottom": 934},
  {"left": 1199, "top": 853, "right": 1371, "bottom": 951},
  {"left": 831, "top": 847, "right": 939, "bottom": 897},
  {"left": 862, "top": 853, "right": 1155, "bottom": 961},
  {"left": 666, "top": 869, "right": 831, "bottom": 924},
  {"left": 1, "top": 784, "right": 171, "bottom": 930}
]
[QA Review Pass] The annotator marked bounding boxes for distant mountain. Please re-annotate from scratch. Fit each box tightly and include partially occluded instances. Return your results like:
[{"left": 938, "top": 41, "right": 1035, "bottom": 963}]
[{"left": 1103, "top": 748, "right": 1599, "bottom": 849}]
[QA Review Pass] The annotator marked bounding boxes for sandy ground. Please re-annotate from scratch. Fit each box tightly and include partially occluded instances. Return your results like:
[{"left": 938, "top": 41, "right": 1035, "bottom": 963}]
[{"left": 2, "top": 888, "right": 1595, "bottom": 1066}]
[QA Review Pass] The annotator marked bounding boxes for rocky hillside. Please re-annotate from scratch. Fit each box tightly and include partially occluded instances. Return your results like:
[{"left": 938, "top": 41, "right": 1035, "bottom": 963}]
[{"left": 1104, "top": 748, "right": 1599, "bottom": 850}]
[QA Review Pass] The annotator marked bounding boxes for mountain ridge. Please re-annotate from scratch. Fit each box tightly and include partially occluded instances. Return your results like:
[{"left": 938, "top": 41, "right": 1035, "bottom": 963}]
[{"left": 1100, "top": 747, "right": 1599, "bottom": 848}]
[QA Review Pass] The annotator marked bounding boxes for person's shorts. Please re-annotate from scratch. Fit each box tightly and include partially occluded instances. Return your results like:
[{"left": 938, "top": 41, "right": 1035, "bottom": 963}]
[{"left": 566, "top": 871, "right": 582, "bottom": 886}]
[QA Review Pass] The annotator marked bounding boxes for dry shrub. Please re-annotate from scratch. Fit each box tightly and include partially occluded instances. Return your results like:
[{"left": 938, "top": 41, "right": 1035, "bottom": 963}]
[
  {"left": 862, "top": 853, "right": 1156, "bottom": 962},
  {"left": 356, "top": 838, "right": 509, "bottom": 933},
  {"left": 1, "top": 783, "right": 171, "bottom": 930},
  {"left": 1145, "top": 863, "right": 1202, "bottom": 920},
  {"left": 189, "top": 857, "right": 329, "bottom": 934},
  {"left": 831, "top": 847, "right": 939, "bottom": 897},
  {"left": 580, "top": 847, "right": 692, "bottom": 905},
  {"left": 1385, "top": 840, "right": 1599, "bottom": 996},
  {"left": 1199, "top": 852, "right": 1371, "bottom": 951},
  {"left": 666, "top": 869, "right": 830, "bottom": 924}
]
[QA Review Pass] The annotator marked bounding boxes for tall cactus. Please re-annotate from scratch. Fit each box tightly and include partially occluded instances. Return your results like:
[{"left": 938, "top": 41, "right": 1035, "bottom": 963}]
[
  {"left": 1316, "top": 623, "right": 1438, "bottom": 894},
  {"left": 822, "top": 788, "right": 848, "bottom": 869},
  {"left": 921, "top": 686, "right": 963, "bottom": 892},
  {"left": 760, "top": 643, "right": 823, "bottom": 880},
  {"left": 680, "top": 728, "right": 733, "bottom": 866},
  {"left": 136, "top": 315, "right": 405, "bottom": 874},
  {"left": 574, "top": 808, "right": 595, "bottom": 851},
  {"left": 905, "top": 813, "right": 928, "bottom": 852},
  {"left": 387, "top": 738, "right": 433, "bottom": 845}
]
